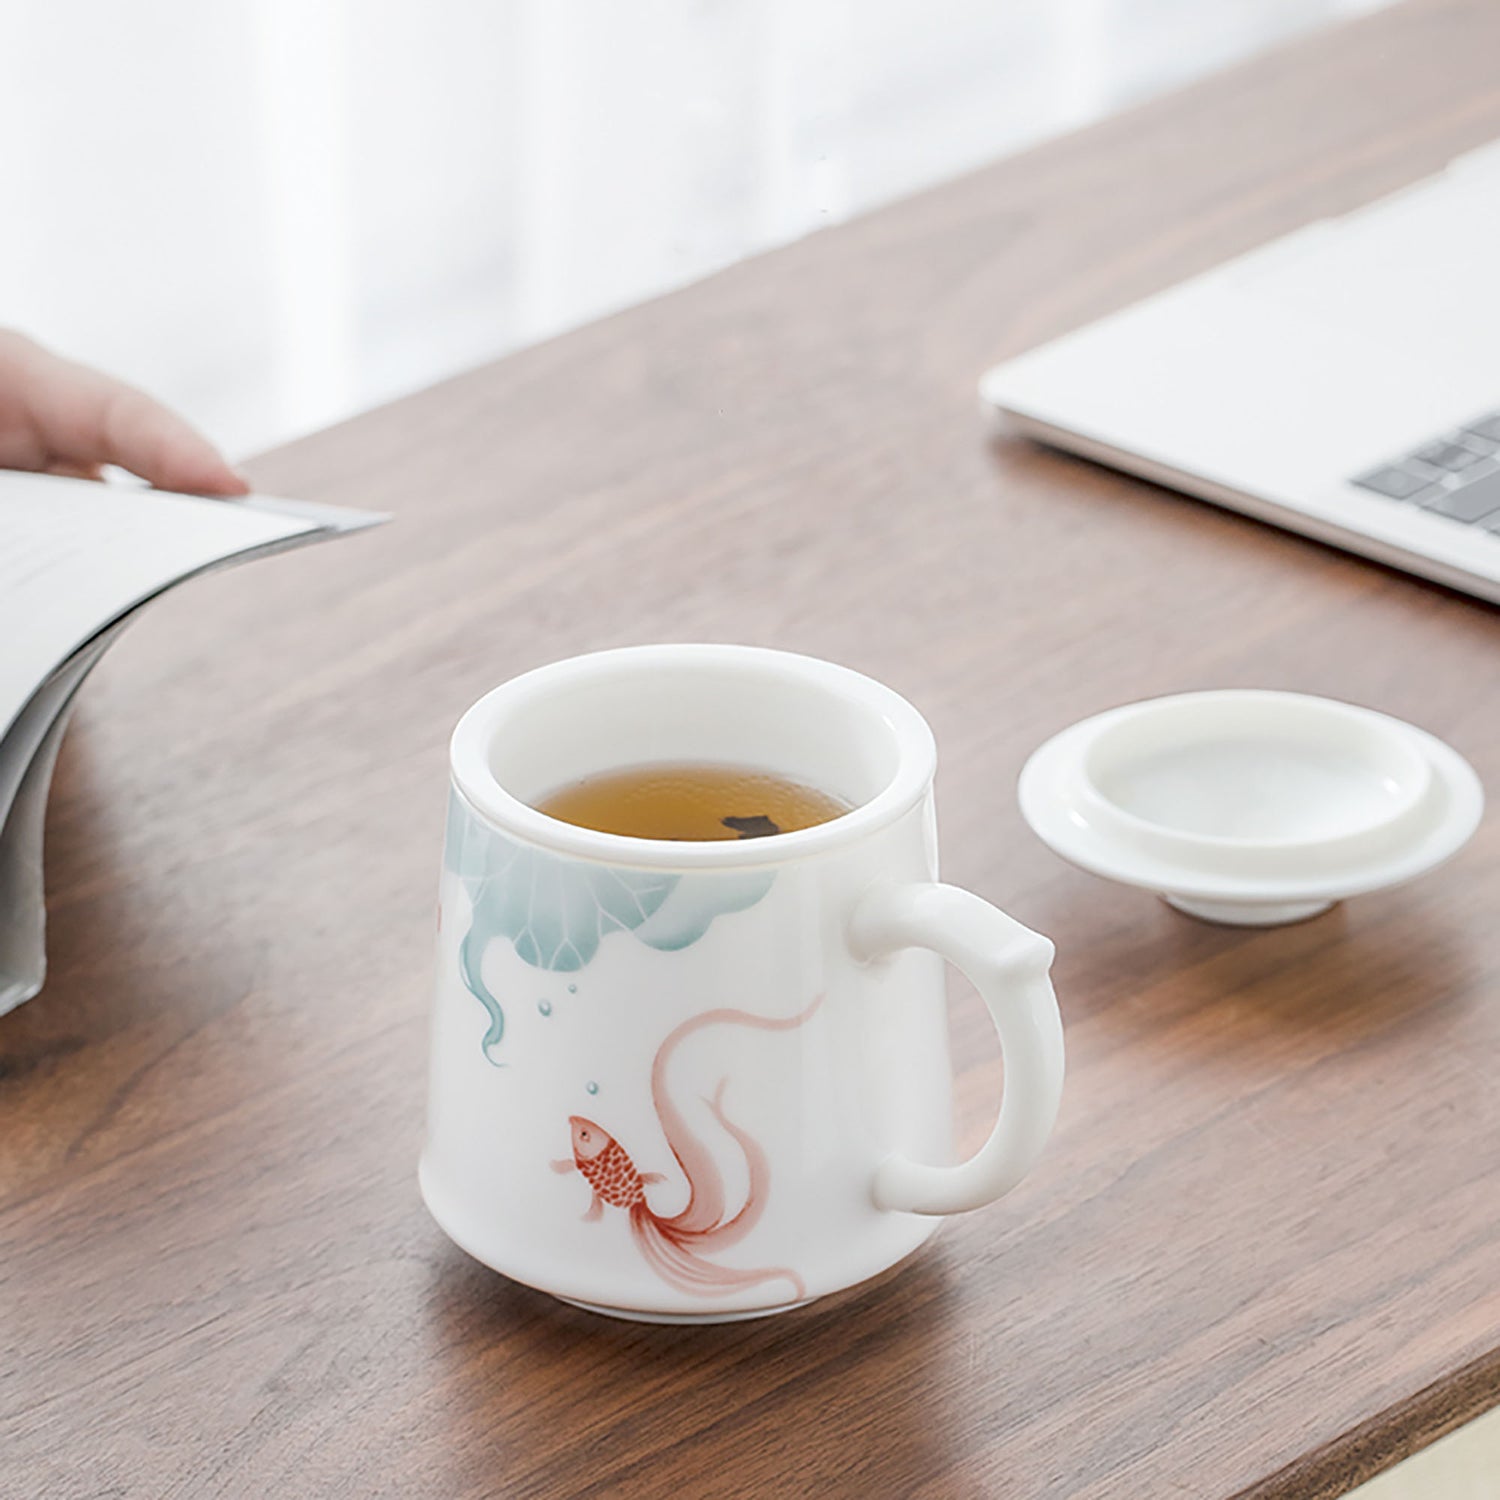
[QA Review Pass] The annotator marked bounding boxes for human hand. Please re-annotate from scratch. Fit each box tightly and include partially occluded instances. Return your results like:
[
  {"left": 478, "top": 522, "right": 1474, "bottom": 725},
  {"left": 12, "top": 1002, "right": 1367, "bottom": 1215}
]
[{"left": 0, "top": 329, "right": 247, "bottom": 496}]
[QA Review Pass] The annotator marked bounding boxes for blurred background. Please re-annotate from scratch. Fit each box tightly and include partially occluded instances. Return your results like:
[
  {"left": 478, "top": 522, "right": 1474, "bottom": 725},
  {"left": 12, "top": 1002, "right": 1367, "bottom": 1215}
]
[{"left": 0, "top": 0, "right": 1388, "bottom": 458}]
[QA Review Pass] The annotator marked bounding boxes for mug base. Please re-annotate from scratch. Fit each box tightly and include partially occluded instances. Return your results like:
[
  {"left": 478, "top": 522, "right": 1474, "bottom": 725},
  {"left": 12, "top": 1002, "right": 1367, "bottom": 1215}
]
[
  {"left": 554, "top": 1293, "right": 814, "bottom": 1325},
  {"left": 420, "top": 1153, "right": 942, "bottom": 1323}
]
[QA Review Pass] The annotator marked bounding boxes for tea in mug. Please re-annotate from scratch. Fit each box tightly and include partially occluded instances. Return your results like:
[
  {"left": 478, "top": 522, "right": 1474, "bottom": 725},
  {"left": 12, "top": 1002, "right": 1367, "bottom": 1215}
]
[{"left": 534, "top": 762, "right": 851, "bottom": 841}]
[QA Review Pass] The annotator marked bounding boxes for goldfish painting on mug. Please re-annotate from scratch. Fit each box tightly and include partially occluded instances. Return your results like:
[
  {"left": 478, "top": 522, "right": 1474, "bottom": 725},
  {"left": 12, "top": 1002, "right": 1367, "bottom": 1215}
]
[{"left": 552, "top": 999, "right": 823, "bottom": 1302}]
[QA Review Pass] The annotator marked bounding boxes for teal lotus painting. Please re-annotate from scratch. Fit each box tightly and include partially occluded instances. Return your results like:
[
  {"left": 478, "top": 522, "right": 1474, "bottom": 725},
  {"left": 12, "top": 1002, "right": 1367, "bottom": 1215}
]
[{"left": 445, "top": 795, "right": 772, "bottom": 1062}]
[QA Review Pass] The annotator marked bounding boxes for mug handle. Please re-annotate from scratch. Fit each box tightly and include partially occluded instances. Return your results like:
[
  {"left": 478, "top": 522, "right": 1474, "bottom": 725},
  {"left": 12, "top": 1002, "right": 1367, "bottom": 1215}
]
[{"left": 848, "top": 882, "right": 1065, "bottom": 1216}]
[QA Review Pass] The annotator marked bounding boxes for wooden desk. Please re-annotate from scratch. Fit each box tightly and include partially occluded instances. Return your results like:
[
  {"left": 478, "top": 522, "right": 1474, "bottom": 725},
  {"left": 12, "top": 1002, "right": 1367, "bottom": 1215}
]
[{"left": 5, "top": 3, "right": 1500, "bottom": 1494}]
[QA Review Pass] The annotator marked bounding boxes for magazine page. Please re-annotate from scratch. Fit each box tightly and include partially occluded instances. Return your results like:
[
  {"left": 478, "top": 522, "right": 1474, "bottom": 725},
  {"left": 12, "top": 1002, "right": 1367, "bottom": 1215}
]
[{"left": 0, "top": 471, "right": 384, "bottom": 1011}]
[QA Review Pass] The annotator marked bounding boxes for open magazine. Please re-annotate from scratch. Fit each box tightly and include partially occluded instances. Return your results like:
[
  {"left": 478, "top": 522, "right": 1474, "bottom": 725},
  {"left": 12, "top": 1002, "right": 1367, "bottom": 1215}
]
[{"left": 0, "top": 471, "right": 384, "bottom": 1014}]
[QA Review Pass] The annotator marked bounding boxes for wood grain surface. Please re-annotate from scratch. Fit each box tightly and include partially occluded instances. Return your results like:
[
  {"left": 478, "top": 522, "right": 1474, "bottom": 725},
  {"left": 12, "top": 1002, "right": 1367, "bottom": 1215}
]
[{"left": 5, "top": 3, "right": 1500, "bottom": 1495}]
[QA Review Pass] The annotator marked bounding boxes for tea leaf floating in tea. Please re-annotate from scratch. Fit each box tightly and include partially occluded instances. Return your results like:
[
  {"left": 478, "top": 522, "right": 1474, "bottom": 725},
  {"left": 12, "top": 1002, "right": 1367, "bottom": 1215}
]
[
  {"left": 722, "top": 814, "right": 781, "bottom": 838},
  {"left": 536, "top": 762, "right": 848, "bottom": 841}
]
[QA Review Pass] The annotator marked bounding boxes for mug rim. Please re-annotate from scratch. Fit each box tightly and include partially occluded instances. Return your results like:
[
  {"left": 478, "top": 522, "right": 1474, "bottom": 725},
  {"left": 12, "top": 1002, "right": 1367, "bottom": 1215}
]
[{"left": 448, "top": 644, "right": 938, "bottom": 869}]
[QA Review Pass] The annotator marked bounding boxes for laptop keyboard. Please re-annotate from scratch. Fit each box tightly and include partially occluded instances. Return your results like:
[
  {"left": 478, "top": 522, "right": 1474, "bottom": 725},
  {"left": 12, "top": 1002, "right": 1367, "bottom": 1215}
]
[{"left": 1353, "top": 412, "right": 1500, "bottom": 534}]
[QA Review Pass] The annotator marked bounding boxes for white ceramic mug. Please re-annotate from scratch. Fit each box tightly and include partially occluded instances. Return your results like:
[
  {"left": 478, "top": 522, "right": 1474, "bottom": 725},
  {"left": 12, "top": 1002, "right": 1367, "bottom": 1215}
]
[{"left": 421, "top": 645, "right": 1065, "bottom": 1322}]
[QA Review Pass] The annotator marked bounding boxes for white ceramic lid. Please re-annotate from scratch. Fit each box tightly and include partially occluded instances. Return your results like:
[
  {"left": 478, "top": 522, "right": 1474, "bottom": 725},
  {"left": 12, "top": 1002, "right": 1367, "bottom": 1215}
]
[{"left": 1019, "top": 690, "right": 1483, "bottom": 926}]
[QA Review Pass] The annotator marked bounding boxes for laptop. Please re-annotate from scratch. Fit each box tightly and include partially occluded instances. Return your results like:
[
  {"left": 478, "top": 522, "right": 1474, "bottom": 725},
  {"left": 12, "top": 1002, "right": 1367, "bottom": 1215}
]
[{"left": 980, "top": 139, "right": 1500, "bottom": 603}]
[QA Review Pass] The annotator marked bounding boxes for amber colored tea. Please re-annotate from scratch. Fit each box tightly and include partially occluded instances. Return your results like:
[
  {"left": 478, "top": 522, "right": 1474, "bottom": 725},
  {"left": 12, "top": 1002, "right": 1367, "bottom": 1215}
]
[{"left": 534, "top": 762, "right": 851, "bottom": 841}]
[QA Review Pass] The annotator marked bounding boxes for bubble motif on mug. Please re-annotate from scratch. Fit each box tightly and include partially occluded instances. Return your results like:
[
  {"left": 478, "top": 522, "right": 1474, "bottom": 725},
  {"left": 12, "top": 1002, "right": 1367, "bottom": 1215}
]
[
  {"left": 538, "top": 999, "right": 553, "bottom": 1017},
  {"left": 568, "top": 984, "right": 577, "bottom": 994},
  {"left": 586, "top": 1081, "right": 599, "bottom": 1095}
]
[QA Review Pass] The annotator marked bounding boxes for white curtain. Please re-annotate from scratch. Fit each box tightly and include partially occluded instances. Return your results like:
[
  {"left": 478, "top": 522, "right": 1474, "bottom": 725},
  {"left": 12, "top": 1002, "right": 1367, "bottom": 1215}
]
[{"left": 0, "top": 0, "right": 1388, "bottom": 457}]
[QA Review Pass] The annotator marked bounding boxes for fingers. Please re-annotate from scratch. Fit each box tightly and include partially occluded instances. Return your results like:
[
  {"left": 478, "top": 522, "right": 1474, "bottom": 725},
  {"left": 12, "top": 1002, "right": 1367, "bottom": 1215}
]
[
  {"left": 0, "top": 330, "right": 249, "bottom": 496},
  {"left": 91, "top": 375, "right": 251, "bottom": 495},
  {"left": 44, "top": 459, "right": 105, "bottom": 481}
]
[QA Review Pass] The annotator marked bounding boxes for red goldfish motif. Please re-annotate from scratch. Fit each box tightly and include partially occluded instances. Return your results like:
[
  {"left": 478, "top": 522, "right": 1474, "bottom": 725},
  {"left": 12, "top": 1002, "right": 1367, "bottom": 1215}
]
[{"left": 552, "top": 998, "right": 821, "bottom": 1301}]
